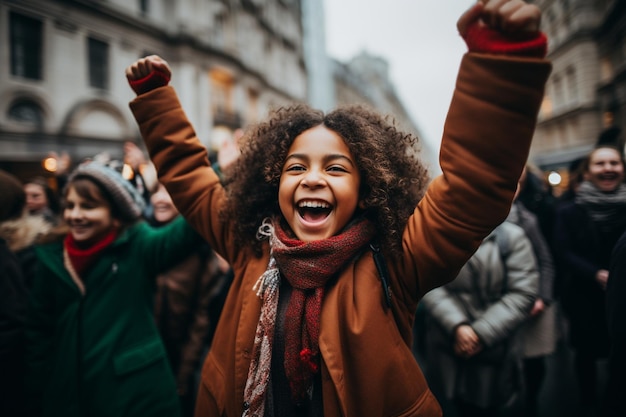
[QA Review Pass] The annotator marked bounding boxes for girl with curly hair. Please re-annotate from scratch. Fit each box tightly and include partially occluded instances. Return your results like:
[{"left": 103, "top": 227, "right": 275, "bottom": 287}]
[{"left": 125, "top": 1, "right": 551, "bottom": 415}]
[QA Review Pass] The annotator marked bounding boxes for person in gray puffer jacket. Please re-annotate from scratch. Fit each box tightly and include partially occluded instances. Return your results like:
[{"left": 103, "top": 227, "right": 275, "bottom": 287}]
[{"left": 421, "top": 221, "right": 538, "bottom": 417}]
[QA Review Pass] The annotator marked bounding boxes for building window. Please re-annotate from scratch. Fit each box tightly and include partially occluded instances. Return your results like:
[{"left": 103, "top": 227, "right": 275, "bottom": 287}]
[
  {"left": 210, "top": 69, "right": 234, "bottom": 114},
  {"left": 10, "top": 12, "right": 43, "bottom": 80},
  {"left": 552, "top": 75, "right": 563, "bottom": 110},
  {"left": 8, "top": 99, "right": 44, "bottom": 128},
  {"left": 247, "top": 88, "right": 259, "bottom": 123},
  {"left": 88, "top": 37, "right": 109, "bottom": 89},
  {"left": 600, "top": 56, "right": 613, "bottom": 82},
  {"left": 566, "top": 67, "right": 578, "bottom": 105},
  {"left": 139, "top": 0, "right": 149, "bottom": 15}
]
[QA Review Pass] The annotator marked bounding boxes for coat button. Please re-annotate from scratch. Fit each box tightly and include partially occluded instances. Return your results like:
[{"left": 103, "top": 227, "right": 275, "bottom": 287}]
[
  {"left": 243, "top": 401, "right": 249, "bottom": 410},
  {"left": 112, "top": 263, "right": 118, "bottom": 273}
]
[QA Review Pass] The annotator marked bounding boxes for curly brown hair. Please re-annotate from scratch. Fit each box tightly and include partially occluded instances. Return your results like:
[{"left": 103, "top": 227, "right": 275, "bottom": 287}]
[{"left": 221, "top": 104, "right": 430, "bottom": 258}]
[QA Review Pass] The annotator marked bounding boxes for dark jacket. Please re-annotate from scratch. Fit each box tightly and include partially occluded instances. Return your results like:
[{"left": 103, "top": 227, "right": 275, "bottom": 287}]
[
  {"left": 154, "top": 239, "right": 232, "bottom": 397},
  {"left": 603, "top": 230, "right": 626, "bottom": 416},
  {"left": 0, "top": 238, "right": 28, "bottom": 416},
  {"left": 554, "top": 200, "right": 619, "bottom": 355},
  {"left": 25, "top": 217, "right": 203, "bottom": 417}
]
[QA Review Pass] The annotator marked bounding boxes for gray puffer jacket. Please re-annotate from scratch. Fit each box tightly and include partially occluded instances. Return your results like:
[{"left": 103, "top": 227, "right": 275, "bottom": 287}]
[{"left": 421, "top": 221, "right": 538, "bottom": 407}]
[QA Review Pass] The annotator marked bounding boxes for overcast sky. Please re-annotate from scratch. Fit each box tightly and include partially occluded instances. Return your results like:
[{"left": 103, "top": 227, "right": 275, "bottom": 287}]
[{"left": 323, "top": 0, "right": 473, "bottom": 156}]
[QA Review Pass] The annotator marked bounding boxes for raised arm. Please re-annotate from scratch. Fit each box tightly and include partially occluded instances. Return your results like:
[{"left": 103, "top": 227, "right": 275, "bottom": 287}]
[
  {"left": 397, "top": 0, "right": 551, "bottom": 302},
  {"left": 126, "top": 57, "right": 234, "bottom": 260}
]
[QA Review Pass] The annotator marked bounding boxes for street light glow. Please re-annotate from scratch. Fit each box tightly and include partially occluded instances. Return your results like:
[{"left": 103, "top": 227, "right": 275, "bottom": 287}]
[
  {"left": 548, "top": 171, "right": 562, "bottom": 186},
  {"left": 43, "top": 157, "right": 58, "bottom": 172}
]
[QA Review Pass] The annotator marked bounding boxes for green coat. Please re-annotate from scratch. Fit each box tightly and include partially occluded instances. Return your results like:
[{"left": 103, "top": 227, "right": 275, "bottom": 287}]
[{"left": 25, "top": 216, "right": 203, "bottom": 417}]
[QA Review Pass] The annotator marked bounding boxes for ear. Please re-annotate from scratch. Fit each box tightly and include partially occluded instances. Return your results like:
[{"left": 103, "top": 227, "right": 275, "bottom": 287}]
[
  {"left": 358, "top": 199, "right": 366, "bottom": 210},
  {"left": 112, "top": 218, "right": 122, "bottom": 229}
]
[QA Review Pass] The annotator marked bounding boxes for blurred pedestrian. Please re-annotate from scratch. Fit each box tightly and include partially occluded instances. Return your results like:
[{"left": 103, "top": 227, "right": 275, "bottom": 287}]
[
  {"left": 24, "top": 161, "right": 204, "bottom": 417},
  {"left": 151, "top": 182, "right": 232, "bottom": 417},
  {"left": 554, "top": 144, "right": 626, "bottom": 416},
  {"left": 422, "top": 222, "right": 538, "bottom": 417},
  {"left": 124, "top": 140, "right": 158, "bottom": 205},
  {"left": 0, "top": 169, "right": 51, "bottom": 417},
  {"left": 24, "top": 176, "right": 61, "bottom": 226},
  {"left": 507, "top": 170, "right": 557, "bottom": 417},
  {"left": 516, "top": 165, "right": 557, "bottom": 250},
  {"left": 601, "top": 228, "right": 626, "bottom": 417}
]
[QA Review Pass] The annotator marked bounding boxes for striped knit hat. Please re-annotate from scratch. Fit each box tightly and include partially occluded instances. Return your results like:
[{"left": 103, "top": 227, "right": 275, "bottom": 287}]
[{"left": 68, "top": 161, "right": 146, "bottom": 222}]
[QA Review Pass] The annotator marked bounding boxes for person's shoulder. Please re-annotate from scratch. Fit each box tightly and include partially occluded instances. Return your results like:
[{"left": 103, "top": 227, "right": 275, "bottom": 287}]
[
  {"left": 497, "top": 221, "right": 525, "bottom": 239},
  {"left": 114, "top": 220, "right": 148, "bottom": 242},
  {"left": 494, "top": 221, "right": 532, "bottom": 259},
  {"left": 33, "top": 237, "right": 64, "bottom": 263}
]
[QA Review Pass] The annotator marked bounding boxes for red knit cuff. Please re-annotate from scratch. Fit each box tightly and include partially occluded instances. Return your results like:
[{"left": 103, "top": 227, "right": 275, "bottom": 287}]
[
  {"left": 129, "top": 70, "right": 171, "bottom": 95},
  {"left": 463, "top": 24, "right": 548, "bottom": 58}
]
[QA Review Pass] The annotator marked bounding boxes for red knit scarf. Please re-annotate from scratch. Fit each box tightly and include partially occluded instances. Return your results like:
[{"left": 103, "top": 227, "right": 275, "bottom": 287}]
[
  {"left": 243, "top": 217, "right": 375, "bottom": 416},
  {"left": 64, "top": 230, "right": 117, "bottom": 276}
]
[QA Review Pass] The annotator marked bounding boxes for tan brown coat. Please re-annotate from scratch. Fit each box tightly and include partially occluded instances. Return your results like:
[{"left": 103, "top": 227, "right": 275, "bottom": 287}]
[{"left": 130, "top": 53, "right": 551, "bottom": 417}]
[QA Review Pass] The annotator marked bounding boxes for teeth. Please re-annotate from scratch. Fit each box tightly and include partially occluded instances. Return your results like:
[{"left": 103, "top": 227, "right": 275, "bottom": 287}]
[{"left": 299, "top": 201, "right": 330, "bottom": 209}]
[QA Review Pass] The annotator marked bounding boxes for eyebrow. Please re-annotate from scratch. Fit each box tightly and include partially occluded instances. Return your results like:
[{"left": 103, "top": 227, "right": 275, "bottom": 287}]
[{"left": 285, "top": 153, "right": 356, "bottom": 167}]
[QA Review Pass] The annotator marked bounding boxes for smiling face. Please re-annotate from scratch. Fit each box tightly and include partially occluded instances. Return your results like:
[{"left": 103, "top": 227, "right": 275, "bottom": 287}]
[
  {"left": 24, "top": 182, "right": 48, "bottom": 213},
  {"left": 64, "top": 183, "right": 119, "bottom": 248},
  {"left": 278, "top": 125, "right": 361, "bottom": 242},
  {"left": 150, "top": 183, "right": 179, "bottom": 224},
  {"left": 585, "top": 147, "right": 625, "bottom": 192}
]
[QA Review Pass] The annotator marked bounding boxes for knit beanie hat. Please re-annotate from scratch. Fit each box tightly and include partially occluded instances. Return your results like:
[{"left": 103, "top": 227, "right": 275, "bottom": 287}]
[
  {"left": 68, "top": 162, "right": 146, "bottom": 222},
  {"left": 0, "top": 169, "right": 26, "bottom": 222}
]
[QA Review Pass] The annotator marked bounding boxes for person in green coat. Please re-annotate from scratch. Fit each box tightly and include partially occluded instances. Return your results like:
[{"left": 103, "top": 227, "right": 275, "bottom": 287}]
[{"left": 24, "top": 161, "right": 204, "bottom": 417}]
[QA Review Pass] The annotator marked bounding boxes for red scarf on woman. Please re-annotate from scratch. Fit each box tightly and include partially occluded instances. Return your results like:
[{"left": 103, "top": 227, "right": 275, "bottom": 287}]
[
  {"left": 64, "top": 230, "right": 117, "bottom": 277},
  {"left": 243, "top": 217, "right": 375, "bottom": 416}
]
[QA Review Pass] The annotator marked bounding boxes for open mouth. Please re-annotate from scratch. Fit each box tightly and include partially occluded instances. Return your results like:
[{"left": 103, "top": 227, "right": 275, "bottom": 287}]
[
  {"left": 599, "top": 173, "right": 618, "bottom": 180},
  {"left": 597, "top": 173, "right": 620, "bottom": 186},
  {"left": 297, "top": 200, "right": 332, "bottom": 223}
]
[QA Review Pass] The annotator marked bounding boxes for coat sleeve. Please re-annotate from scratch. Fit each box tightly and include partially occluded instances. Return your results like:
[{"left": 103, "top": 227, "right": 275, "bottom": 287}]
[
  {"left": 134, "top": 216, "right": 206, "bottom": 278},
  {"left": 129, "top": 89, "right": 235, "bottom": 263},
  {"left": 421, "top": 286, "right": 470, "bottom": 336},
  {"left": 397, "top": 53, "right": 551, "bottom": 308}
]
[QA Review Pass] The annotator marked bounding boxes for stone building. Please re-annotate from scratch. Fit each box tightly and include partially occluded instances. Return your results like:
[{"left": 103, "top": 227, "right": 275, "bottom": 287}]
[
  {"left": 0, "top": 0, "right": 308, "bottom": 181},
  {"left": 530, "top": 0, "right": 626, "bottom": 191},
  {"left": 1, "top": 0, "right": 433, "bottom": 185}
]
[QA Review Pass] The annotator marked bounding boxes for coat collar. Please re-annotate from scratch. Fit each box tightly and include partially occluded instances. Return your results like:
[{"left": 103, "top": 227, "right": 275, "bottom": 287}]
[{"left": 35, "top": 223, "right": 141, "bottom": 294}]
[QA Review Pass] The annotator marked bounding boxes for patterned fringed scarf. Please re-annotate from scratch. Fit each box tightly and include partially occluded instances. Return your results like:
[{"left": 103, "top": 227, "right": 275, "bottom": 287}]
[{"left": 243, "top": 217, "right": 376, "bottom": 417}]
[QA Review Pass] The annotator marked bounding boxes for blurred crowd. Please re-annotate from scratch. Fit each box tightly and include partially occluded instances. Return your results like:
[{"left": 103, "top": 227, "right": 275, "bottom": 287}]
[
  {"left": 0, "top": 135, "right": 240, "bottom": 417},
  {"left": 414, "top": 129, "right": 626, "bottom": 417},
  {"left": 1, "top": 128, "right": 625, "bottom": 417}
]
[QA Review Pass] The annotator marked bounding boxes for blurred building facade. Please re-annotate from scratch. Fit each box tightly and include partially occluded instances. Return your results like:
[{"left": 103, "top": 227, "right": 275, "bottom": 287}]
[
  {"left": 0, "top": 0, "right": 308, "bottom": 180},
  {"left": 0, "top": 0, "right": 431, "bottom": 183},
  {"left": 530, "top": 0, "right": 626, "bottom": 190}
]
